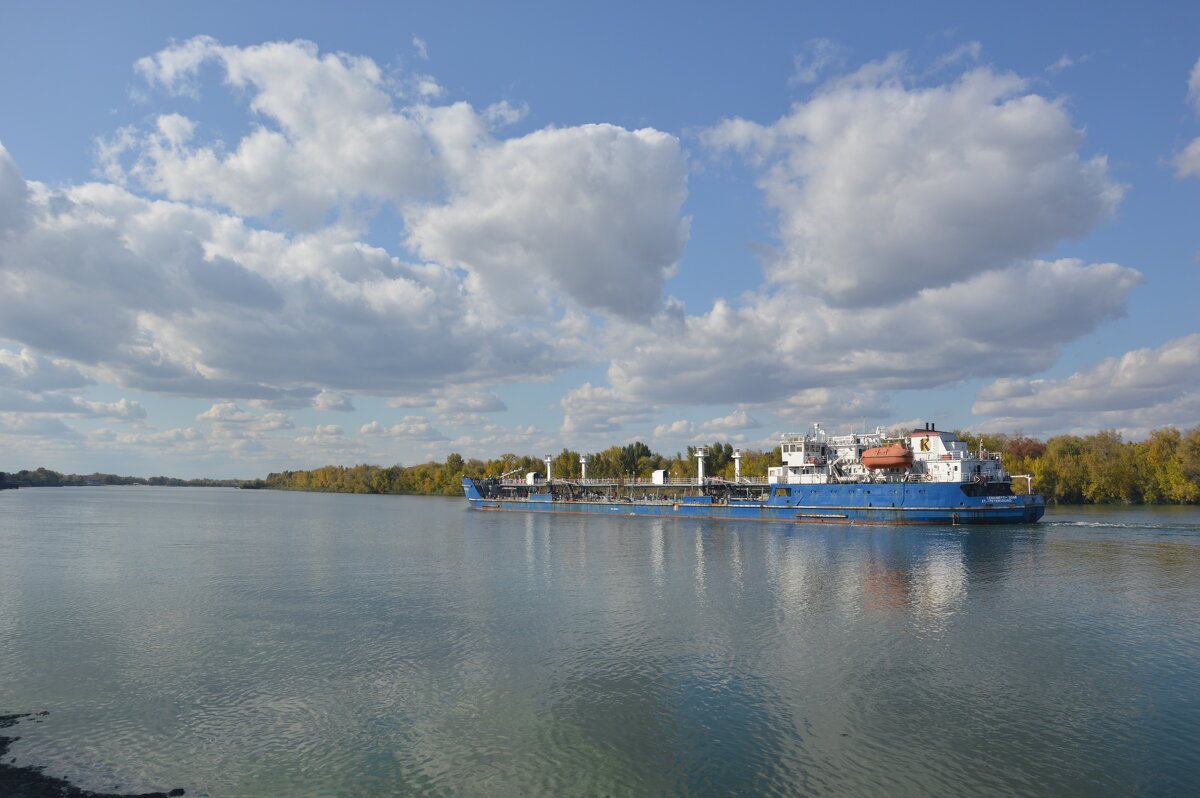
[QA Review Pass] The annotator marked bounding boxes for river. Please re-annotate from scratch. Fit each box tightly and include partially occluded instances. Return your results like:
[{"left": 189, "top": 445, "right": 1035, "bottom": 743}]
[{"left": 1, "top": 487, "right": 1197, "bottom": 796}]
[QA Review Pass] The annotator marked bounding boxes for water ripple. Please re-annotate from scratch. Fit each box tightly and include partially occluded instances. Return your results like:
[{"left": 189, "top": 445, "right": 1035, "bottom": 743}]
[{"left": 1, "top": 491, "right": 1198, "bottom": 795}]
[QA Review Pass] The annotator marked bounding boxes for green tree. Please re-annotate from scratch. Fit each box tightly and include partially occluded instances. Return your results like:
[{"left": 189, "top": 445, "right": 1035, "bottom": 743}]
[
  {"left": 1082, "top": 430, "right": 1138, "bottom": 503},
  {"left": 1036, "top": 436, "right": 1087, "bottom": 503},
  {"left": 1180, "top": 426, "right": 1200, "bottom": 484},
  {"left": 551, "top": 448, "right": 581, "bottom": 479},
  {"left": 1136, "top": 428, "right": 1200, "bottom": 504}
]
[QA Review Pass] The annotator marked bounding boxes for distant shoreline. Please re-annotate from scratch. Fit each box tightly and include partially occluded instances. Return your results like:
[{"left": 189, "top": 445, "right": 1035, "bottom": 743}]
[
  {"left": 6, "top": 425, "right": 1200, "bottom": 504},
  {"left": 0, "top": 468, "right": 255, "bottom": 490}
]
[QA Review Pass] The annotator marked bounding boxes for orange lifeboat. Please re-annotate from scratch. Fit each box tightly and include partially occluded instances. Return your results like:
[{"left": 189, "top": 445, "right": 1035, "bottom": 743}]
[{"left": 862, "top": 443, "right": 913, "bottom": 470}]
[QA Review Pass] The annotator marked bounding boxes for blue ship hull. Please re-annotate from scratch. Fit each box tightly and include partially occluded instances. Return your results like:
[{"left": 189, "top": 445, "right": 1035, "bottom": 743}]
[{"left": 463, "top": 479, "right": 1044, "bottom": 525}]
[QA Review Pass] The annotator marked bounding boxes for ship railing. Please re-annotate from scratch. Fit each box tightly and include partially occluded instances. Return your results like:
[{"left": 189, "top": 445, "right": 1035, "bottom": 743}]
[
  {"left": 492, "top": 476, "right": 773, "bottom": 487},
  {"left": 500, "top": 477, "right": 698, "bottom": 487},
  {"left": 920, "top": 451, "right": 966, "bottom": 461},
  {"left": 931, "top": 451, "right": 1003, "bottom": 462},
  {"left": 574, "top": 477, "right": 702, "bottom": 486}
]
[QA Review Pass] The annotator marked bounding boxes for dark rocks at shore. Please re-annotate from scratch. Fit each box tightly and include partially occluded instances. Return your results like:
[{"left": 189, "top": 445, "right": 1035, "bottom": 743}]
[{"left": 1, "top": 714, "right": 185, "bottom": 798}]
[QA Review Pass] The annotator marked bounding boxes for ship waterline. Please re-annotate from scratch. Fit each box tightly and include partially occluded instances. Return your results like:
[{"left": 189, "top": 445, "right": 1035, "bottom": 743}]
[{"left": 465, "top": 423, "right": 1046, "bottom": 525}]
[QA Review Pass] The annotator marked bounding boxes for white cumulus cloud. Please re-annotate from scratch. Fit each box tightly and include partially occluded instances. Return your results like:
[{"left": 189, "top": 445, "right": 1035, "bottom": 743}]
[
  {"left": 608, "top": 259, "right": 1139, "bottom": 406},
  {"left": 1174, "top": 56, "right": 1200, "bottom": 178},
  {"left": 313, "top": 390, "right": 355, "bottom": 412},
  {"left": 0, "top": 148, "right": 577, "bottom": 403},
  {"left": 0, "top": 39, "right": 694, "bottom": 425},
  {"left": 601, "top": 56, "right": 1137, "bottom": 412},
  {"left": 0, "top": 413, "right": 82, "bottom": 438},
  {"left": 196, "top": 402, "right": 259, "bottom": 423},
  {"left": 196, "top": 402, "right": 294, "bottom": 433},
  {"left": 124, "top": 37, "right": 440, "bottom": 226},
  {"left": 790, "top": 38, "right": 845, "bottom": 86},
  {"left": 76, "top": 397, "right": 147, "bottom": 420},
  {"left": 359, "top": 416, "right": 447, "bottom": 440},
  {"left": 699, "top": 409, "right": 760, "bottom": 432},
  {"left": 652, "top": 419, "right": 696, "bottom": 439},
  {"left": 560, "top": 382, "right": 656, "bottom": 436},
  {"left": 972, "top": 334, "right": 1200, "bottom": 435},
  {"left": 762, "top": 388, "right": 891, "bottom": 427},
  {"left": 407, "top": 123, "right": 689, "bottom": 321},
  {"left": 102, "top": 37, "right": 689, "bottom": 323},
  {"left": 705, "top": 62, "right": 1122, "bottom": 307}
]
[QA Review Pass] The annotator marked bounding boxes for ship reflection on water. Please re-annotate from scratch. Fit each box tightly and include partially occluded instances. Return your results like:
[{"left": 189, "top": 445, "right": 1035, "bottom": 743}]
[
  {"left": 471, "top": 510, "right": 1197, "bottom": 795},
  {"left": 502, "top": 511, "right": 1040, "bottom": 627}
]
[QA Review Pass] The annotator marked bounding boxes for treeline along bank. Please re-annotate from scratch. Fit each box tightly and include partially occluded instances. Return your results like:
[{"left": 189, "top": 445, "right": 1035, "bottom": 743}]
[
  {"left": 261, "top": 427, "right": 1200, "bottom": 505},
  {"left": 0, "top": 468, "right": 243, "bottom": 489}
]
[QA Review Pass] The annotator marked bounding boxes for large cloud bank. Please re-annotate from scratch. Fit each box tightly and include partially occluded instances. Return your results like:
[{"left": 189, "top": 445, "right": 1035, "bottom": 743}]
[
  {"left": 587, "top": 57, "right": 1138, "bottom": 436},
  {"left": 1, "top": 37, "right": 690, "bottom": 418},
  {"left": 3, "top": 40, "right": 1191, "bottom": 466},
  {"left": 705, "top": 60, "right": 1121, "bottom": 307}
]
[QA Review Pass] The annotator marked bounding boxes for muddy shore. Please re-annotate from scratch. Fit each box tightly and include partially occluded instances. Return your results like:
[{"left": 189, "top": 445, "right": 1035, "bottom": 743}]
[{"left": 0, "top": 713, "right": 185, "bottom": 798}]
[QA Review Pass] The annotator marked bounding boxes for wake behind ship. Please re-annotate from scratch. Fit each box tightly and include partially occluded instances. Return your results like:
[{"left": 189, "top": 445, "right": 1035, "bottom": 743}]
[{"left": 463, "top": 423, "right": 1045, "bottom": 525}]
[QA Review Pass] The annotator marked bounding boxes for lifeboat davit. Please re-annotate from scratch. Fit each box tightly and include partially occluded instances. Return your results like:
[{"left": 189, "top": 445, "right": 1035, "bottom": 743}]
[{"left": 862, "top": 443, "right": 913, "bottom": 470}]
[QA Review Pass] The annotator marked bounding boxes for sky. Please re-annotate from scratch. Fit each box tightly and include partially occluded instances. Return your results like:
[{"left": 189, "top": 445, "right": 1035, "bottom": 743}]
[{"left": 1, "top": 0, "right": 1198, "bottom": 479}]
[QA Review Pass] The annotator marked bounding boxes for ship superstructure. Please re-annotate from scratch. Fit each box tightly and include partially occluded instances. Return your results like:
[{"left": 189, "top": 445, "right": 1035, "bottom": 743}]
[
  {"left": 463, "top": 423, "right": 1044, "bottom": 525},
  {"left": 771, "top": 422, "right": 1007, "bottom": 488}
]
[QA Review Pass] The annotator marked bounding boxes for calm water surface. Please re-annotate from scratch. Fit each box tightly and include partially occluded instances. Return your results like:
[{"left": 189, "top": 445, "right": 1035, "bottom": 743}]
[{"left": 1, "top": 488, "right": 1198, "bottom": 796}]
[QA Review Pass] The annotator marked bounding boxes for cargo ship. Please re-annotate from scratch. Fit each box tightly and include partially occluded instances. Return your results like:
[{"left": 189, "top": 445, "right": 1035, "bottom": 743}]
[{"left": 462, "top": 423, "right": 1044, "bottom": 525}]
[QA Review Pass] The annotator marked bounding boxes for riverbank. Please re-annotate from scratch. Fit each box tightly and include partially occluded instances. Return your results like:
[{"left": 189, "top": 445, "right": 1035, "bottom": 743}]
[{"left": 1, "top": 714, "right": 184, "bottom": 798}]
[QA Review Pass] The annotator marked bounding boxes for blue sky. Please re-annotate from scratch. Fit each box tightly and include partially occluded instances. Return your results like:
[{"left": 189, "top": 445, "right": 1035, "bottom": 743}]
[{"left": 1, "top": 0, "right": 1198, "bottom": 478}]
